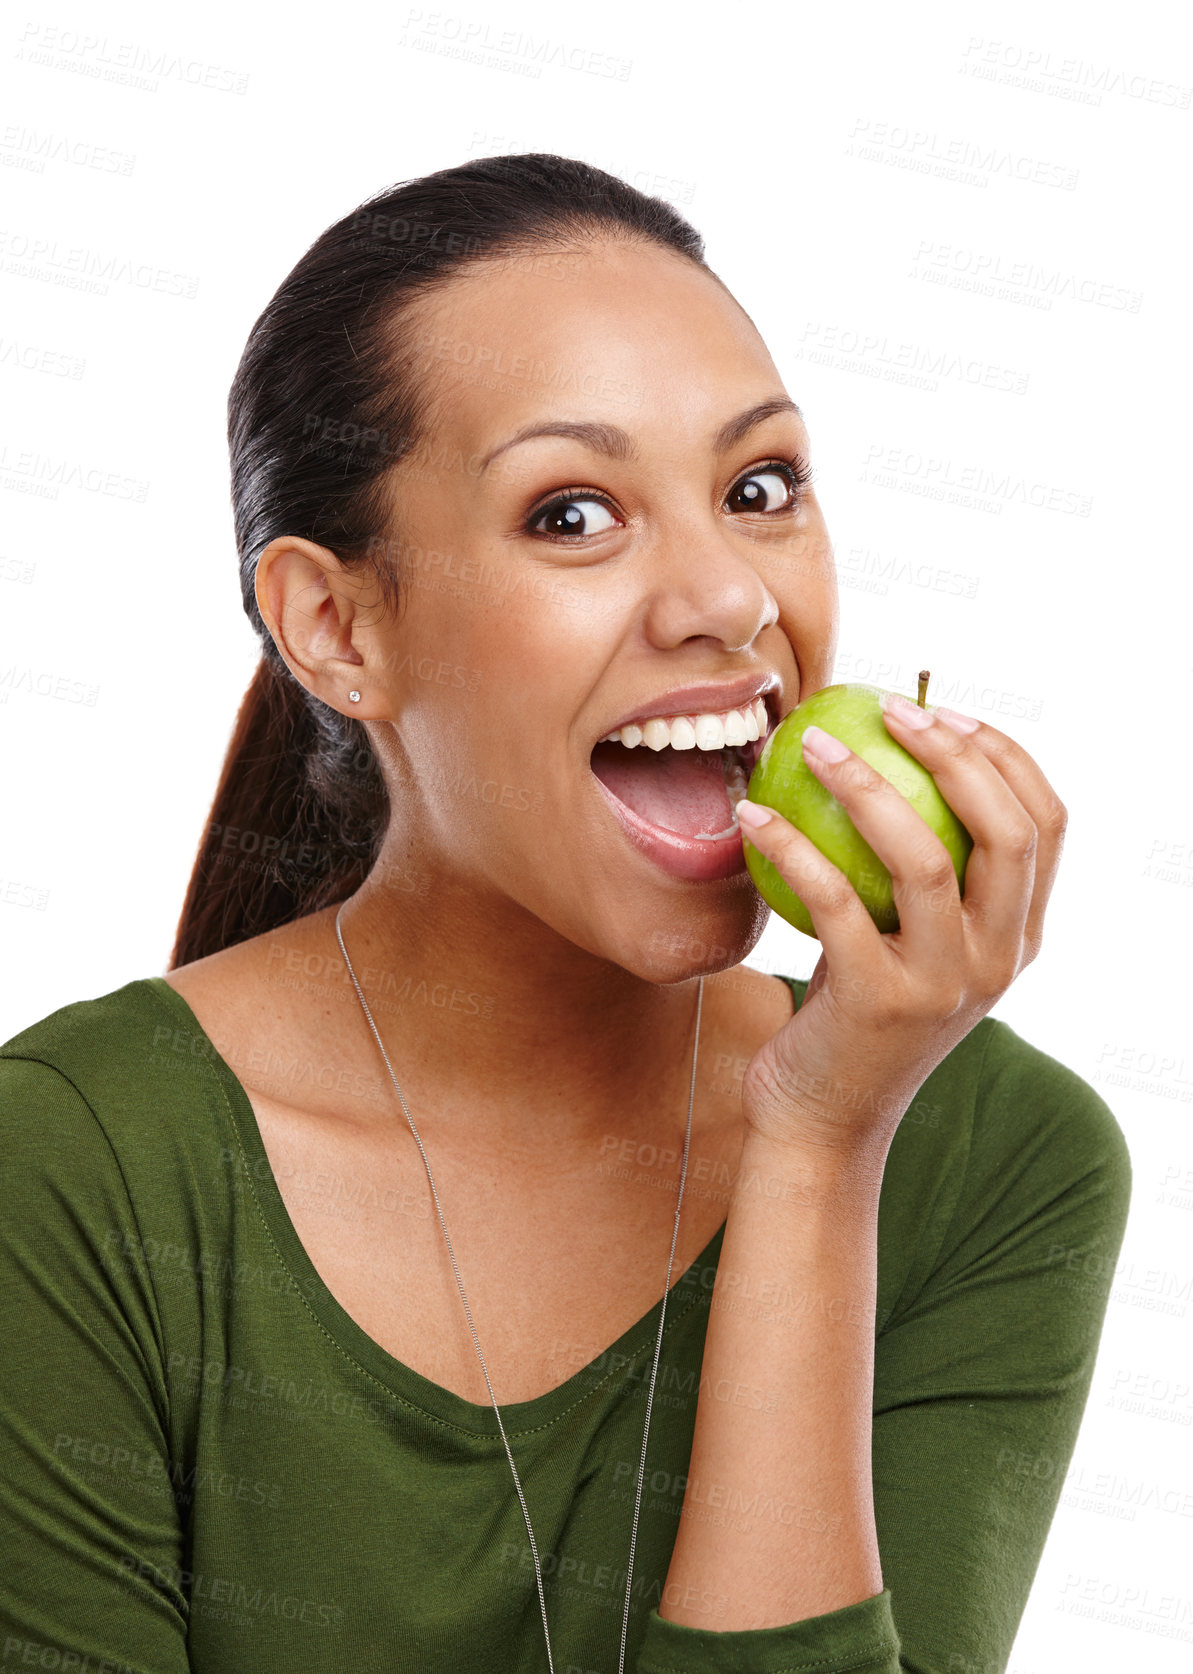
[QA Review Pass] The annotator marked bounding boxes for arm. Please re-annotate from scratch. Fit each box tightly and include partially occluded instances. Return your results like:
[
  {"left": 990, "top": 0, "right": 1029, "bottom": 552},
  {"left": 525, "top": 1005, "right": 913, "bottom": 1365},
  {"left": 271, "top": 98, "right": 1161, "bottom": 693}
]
[
  {"left": 657, "top": 1125, "right": 892, "bottom": 1631},
  {"left": 637, "top": 697, "right": 1078, "bottom": 1669},
  {"left": 867, "top": 1023, "right": 1131, "bottom": 1664},
  {"left": 0, "top": 1055, "right": 192, "bottom": 1670},
  {"left": 636, "top": 1022, "right": 1131, "bottom": 1672}
]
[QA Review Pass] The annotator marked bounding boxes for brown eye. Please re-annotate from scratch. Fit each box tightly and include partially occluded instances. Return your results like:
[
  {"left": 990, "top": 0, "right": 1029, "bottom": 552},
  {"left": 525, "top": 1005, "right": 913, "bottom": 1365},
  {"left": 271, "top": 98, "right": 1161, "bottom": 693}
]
[
  {"left": 726, "top": 462, "right": 806, "bottom": 515},
  {"left": 528, "top": 496, "right": 619, "bottom": 538}
]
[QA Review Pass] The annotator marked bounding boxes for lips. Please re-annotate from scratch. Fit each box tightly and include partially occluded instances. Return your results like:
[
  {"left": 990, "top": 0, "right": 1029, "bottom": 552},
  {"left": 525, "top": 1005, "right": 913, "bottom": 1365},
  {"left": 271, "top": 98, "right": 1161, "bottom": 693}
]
[{"left": 596, "top": 676, "right": 781, "bottom": 746}]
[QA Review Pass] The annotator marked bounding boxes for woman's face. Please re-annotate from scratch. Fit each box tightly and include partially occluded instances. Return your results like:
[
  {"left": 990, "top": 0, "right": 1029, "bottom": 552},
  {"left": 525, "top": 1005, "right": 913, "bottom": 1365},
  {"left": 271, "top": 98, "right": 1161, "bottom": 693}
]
[{"left": 365, "top": 235, "right": 838, "bottom": 981}]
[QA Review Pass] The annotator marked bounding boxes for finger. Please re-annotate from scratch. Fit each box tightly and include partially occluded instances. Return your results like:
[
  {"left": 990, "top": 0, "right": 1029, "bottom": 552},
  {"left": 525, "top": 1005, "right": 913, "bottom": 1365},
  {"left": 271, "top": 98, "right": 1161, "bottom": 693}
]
[
  {"left": 926, "top": 705, "right": 1068, "bottom": 963},
  {"left": 794, "top": 724, "right": 968, "bottom": 973},
  {"left": 737, "top": 800, "right": 885, "bottom": 976},
  {"left": 879, "top": 695, "right": 1039, "bottom": 962}
]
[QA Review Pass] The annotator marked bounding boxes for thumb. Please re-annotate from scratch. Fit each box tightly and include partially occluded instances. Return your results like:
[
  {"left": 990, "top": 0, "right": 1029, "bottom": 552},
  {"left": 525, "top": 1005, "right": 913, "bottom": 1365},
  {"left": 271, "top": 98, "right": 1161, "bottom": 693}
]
[{"left": 804, "top": 953, "right": 830, "bottom": 1005}]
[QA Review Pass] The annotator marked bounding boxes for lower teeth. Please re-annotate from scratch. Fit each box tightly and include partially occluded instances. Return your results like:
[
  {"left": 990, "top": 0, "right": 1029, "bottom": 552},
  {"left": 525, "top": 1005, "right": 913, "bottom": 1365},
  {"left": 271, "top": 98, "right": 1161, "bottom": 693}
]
[{"left": 693, "top": 755, "right": 749, "bottom": 840}]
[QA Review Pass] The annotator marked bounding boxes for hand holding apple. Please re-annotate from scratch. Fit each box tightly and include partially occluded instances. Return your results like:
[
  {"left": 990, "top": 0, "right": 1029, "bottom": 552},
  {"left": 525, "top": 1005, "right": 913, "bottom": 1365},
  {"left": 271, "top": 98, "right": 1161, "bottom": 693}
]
[
  {"left": 731, "top": 687, "right": 1068, "bottom": 1158},
  {"left": 742, "top": 676, "right": 973, "bottom": 937}
]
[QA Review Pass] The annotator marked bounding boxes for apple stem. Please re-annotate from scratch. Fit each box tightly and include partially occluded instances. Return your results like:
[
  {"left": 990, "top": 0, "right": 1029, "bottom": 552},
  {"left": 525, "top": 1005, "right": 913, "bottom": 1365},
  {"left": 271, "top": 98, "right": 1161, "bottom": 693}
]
[{"left": 917, "top": 669, "right": 930, "bottom": 709}]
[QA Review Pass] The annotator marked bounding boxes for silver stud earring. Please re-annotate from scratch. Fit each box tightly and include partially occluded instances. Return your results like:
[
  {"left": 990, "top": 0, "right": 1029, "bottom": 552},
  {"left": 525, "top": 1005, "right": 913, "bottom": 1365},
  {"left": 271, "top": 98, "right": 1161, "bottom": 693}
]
[{"left": 348, "top": 690, "right": 361, "bottom": 704}]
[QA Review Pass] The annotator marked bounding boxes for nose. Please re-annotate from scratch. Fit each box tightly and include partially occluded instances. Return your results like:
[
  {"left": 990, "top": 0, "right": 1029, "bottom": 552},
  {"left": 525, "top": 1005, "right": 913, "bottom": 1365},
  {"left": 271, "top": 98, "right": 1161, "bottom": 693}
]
[{"left": 640, "top": 522, "right": 781, "bottom": 655}]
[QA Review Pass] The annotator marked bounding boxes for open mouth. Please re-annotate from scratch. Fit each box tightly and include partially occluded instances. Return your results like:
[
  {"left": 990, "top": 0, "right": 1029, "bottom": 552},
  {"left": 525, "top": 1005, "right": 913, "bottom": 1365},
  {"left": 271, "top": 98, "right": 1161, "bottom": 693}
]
[
  {"left": 586, "top": 696, "right": 776, "bottom": 883},
  {"left": 588, "top": 733, "right": 761, "bottom": 842},
  {"left": 585, "top": 686, "right": 783, "bottom": 883}
]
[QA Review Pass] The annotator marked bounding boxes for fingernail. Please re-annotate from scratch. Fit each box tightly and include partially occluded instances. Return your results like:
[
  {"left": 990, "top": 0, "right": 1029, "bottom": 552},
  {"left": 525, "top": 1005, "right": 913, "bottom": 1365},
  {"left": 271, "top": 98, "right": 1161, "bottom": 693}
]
[
  {"left": 935, "top": 706, "right": 980, "bottom": 734},
  {"left": 736, "top": 799, "right": 773, "bottom": 829},
  {"left": 881, "top": 691, "right": 933, "bottom": 730},
  {"left": 802, "top": 724, "right": 850, "bottom": 762}
]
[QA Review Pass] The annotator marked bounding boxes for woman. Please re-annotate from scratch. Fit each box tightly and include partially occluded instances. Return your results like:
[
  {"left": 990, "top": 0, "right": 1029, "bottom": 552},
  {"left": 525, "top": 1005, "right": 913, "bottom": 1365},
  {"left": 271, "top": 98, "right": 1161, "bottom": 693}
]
[{"left": 0, "top": 154, "right": 1131, "bottom": 1672}]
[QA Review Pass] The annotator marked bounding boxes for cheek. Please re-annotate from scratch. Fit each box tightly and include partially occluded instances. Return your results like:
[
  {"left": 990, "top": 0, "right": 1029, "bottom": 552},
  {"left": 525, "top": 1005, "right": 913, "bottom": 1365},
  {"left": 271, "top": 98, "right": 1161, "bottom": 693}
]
[
  {"left": 768, "top": 535, "right": 838, "bottom": 686},
  {"left": 756, "top": 532, "right": 827, "bottom": 596},
  {"left": 387, "top": 570, "right": 507, "bottom": 706},
  {"left": 418, "top": 605, "right": 584, "bottom": 769},
  {"left": 387, "top": 625, "right": 490, "bottom": 712}
]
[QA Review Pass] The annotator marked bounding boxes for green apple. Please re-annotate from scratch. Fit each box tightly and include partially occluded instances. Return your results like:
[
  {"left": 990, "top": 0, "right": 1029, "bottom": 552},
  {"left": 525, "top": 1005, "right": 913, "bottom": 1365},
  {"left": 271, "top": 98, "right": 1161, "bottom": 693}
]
[{"left": 743, "top": 682, "right": 973, "bottom": 936}]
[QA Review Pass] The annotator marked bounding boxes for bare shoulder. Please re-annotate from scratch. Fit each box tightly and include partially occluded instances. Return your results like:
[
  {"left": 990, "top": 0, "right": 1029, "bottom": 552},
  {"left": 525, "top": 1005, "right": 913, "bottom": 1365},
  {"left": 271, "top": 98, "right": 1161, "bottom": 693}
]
[{"left": 162, "top": 906, "right": 341, "bottom": 1086}]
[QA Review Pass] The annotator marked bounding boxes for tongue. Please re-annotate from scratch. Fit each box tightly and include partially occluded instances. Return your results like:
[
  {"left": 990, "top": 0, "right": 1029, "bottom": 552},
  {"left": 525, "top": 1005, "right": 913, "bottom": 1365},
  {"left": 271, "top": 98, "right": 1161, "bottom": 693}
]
[{"left": 590, "top": 742, "right": 743, "bottom": 838}]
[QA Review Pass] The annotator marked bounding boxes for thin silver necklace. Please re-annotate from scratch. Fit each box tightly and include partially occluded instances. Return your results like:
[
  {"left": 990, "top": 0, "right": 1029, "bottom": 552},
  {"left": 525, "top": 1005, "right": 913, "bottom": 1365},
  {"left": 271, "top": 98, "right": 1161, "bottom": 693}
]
[{"left": 334, "top": 902, "right": 703, "bottom": 1674}]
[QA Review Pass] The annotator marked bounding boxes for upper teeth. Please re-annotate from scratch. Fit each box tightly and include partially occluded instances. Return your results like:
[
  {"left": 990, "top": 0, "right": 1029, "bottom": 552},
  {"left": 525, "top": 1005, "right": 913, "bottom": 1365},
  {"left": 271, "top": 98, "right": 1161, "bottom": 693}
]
[{"left": 600, "top": 696, "right": 770, "bottom": 751}]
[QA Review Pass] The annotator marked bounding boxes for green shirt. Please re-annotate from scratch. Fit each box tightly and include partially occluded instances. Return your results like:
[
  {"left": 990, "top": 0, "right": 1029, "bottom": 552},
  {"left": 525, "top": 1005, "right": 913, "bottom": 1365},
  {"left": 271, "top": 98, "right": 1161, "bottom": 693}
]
[{"left": 0, "top": 973, "right": 1131, "bottom": 1673}]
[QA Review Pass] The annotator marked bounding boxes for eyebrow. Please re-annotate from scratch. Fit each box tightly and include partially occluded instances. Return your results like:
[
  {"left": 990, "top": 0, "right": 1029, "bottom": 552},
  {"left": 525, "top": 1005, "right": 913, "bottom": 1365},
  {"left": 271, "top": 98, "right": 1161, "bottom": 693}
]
[{"left": 479, "top": 396, "right": 804, "bottom": 474}]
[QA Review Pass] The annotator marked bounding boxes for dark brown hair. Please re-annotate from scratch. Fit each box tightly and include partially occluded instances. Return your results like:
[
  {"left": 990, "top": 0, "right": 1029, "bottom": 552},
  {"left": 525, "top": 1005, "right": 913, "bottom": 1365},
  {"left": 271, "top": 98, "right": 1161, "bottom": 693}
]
[{"left": 168, "top": 153, "right": 709, "bottom": 968}]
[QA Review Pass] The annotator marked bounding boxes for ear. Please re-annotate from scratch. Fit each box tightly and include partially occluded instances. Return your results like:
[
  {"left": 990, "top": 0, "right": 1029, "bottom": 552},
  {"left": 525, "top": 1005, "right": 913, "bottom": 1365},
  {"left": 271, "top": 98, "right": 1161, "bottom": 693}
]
[{"left": 254, "top": 536, "right": 382, "bottom": 718}]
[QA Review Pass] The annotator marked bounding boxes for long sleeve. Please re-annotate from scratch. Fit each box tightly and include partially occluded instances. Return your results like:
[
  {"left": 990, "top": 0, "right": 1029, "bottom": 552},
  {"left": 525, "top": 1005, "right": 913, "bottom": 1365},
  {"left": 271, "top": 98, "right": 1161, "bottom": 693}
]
[
  {"left": 634, "top": 1016, "right": 1133, "bottom": 1673},
  {"left": 0, "top": 1056, "right": 192, "bottom": 1670}
]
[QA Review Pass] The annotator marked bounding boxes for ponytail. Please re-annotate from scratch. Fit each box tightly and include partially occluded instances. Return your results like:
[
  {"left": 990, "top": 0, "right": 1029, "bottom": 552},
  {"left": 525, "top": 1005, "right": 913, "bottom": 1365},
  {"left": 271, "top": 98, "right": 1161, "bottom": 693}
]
[{"left": 168, "top": 657, "right": 384, "bottom": 967}]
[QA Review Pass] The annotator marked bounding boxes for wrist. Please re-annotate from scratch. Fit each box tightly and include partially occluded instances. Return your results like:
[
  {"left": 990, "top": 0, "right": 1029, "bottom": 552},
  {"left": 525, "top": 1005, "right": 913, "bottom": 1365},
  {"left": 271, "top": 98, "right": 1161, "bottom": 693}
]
[
  {"left": 742, "top": 1058, "right": 914, "bottom": 1153},
  {"left": 737, "top": 1113, "right": 894, "bottom": 1204}
]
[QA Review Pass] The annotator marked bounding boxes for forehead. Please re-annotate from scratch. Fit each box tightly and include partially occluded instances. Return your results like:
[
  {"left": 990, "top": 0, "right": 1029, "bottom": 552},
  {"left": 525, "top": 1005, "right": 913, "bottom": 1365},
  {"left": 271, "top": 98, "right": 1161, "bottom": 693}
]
[{"left": 403, "top": 238, "right": 780, "bottom": 457}]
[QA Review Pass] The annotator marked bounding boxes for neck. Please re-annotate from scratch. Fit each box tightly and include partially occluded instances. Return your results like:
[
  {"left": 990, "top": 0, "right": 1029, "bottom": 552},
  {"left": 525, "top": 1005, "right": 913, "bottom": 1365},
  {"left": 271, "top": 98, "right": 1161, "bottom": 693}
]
[{"left": 318, "top": 875, "right": 720, "bottom": 1152}]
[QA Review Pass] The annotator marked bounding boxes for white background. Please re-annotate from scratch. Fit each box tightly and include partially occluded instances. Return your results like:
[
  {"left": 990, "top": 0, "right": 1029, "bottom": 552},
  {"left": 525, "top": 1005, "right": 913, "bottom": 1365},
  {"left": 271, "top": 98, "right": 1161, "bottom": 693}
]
[{"left": 1, "top": 0, "right": 1191, "bottom": 1663}]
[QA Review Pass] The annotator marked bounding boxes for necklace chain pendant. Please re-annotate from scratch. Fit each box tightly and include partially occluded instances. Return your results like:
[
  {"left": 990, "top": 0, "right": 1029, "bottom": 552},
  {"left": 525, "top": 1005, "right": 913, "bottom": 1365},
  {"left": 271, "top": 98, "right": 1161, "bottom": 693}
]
[{"left": 333, "top": 901, "right": 704, "bottom": 1674}]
